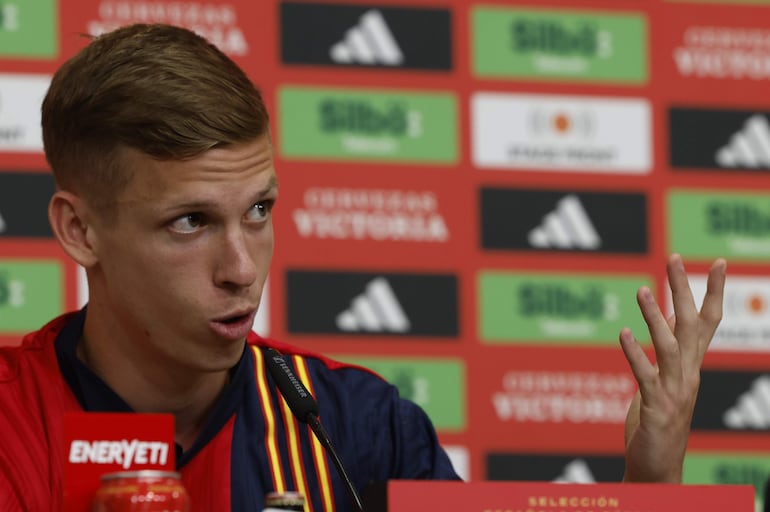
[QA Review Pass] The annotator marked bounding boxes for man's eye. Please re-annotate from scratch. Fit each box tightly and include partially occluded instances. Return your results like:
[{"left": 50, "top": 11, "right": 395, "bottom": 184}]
[
  {"left": 170, "top": 213, "right": 204, "bottom": 233},
  {"left": 246, "top": 201, "right": 274, "bottom": 222}
]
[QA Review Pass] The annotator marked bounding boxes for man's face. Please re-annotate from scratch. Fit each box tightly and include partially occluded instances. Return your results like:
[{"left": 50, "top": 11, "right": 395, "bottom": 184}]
[{"left": 85, "top": 135, "right": 276, "bottom": 372}]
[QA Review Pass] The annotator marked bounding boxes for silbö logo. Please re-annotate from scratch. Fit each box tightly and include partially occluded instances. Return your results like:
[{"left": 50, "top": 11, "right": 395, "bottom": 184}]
[{"left": 319, "top": 98, "right": 422, "bottom": 154}]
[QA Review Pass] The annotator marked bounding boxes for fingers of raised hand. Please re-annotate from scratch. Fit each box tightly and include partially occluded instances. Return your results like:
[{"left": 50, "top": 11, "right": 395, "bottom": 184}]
[
  {"left": 619, "top": 327, "right": 659, "bottom": 401},
  {"left": 636, "top": 286, "right": 680, "bottom": 383},
  {"left": 668, "top": 255, "right": 726, "bottom": 367}
]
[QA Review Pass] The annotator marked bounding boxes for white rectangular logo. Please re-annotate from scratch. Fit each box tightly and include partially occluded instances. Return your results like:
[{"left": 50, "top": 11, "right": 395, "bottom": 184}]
[
  {"left": 471, "top": 92, "right": 651, "bottom": 174},
  {"left": 0, "top": 74, "right": 49, "bottom": 153},
  {"left": 668, "top": 275, "right": 770, "bottom": 351}
]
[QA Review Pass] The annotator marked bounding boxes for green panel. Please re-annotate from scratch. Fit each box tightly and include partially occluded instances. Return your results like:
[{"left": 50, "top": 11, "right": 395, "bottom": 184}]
[
  {"left": 0, "top": 260, "right": 63, "bottom": 333},
  {"left": 472, "top": 6, "right": 647, "bottom": 83},
  {"left": 0, "top": 0, "right": 57, "bottom": 58},
  {"left": 683, "top": 452, "right": 770, "bottom": 510},
  {"left": 669, "top": 190, "right": 770, "bottom": 262},
  {"left": 334, "top": 355, "right": 465, "bottom": 431},
  {"left": 479, "top": 271, "right": 651, "bottom": 344},
  {"left": 279, "top": 86, "right": 457, "bottom": 163}
]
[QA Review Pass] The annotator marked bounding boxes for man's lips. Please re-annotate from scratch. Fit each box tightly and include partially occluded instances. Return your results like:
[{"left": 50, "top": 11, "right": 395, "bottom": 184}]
[{"left": 210, "top": 310, "right": 257, "bottom": 340}]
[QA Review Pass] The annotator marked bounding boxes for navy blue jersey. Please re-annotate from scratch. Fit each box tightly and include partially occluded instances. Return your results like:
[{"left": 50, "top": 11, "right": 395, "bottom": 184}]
[{"left": 49, "top": 309, "right": 460, "bottom": 510}]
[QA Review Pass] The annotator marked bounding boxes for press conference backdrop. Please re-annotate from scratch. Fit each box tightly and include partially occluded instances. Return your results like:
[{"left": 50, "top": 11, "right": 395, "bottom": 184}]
[{"left": 3, "top": 0, "right": 770, "bottom": 508}]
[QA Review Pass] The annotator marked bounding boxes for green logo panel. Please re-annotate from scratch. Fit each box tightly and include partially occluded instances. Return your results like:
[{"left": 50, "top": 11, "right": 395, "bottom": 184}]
[
  {"left": 279, "top": 86, "right": 457, "bottom": 163},
  {"left": 668, "top": 190, "right": 770, "bottom": 262},
  {"left": 333, "top": 355, "right": 465, "bottom": 431},
  {"left": 472, "top": 7, "right": 647, "bottom": 83},
  {"left": 479, "top": 271, "right": 651, "bottom": 344},
  {"left": 0, "top": 0, "right": 57, "bottom": 58},
  {"left": 683, "top": 452, "right": 770, "bottom": 510},
  {"left": 0, "top": 260, "right": 62, "bottom": 333}
]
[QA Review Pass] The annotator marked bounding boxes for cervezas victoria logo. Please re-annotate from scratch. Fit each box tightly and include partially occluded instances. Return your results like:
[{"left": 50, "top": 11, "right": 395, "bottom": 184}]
[
  {"left": 85, "top": 2, "right": 249, "bottom": 56},
  {"left": 674, "top": 25, "right": 770, "bottom": 81},
  {"left": 286, "top": 270, "right": 458, "bottom": 337},
  {"left": 292, "top": 186, "right": 449, "bottom": 243},
  {"left": 280, "top": 2, "right": 452, "bottom": 70}
]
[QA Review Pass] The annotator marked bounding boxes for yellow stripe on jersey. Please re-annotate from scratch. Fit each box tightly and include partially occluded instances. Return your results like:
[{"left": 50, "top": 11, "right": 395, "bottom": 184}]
[
  {"left": 252, "top": 345, "right": 286, "bottom": 493},
  {"left": 294, "top": 355, "right": 336, "bottom": 512},
  {"left": 279, "top": 393, "right": 312, "bottom": 512}
]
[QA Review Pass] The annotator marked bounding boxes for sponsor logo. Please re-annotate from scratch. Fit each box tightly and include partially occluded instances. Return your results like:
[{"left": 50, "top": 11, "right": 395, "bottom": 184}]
[
  {"left": 0, "top": 0, "right": 56, "bottom": 58},
  {"left": 293, "top": 187, "right": 449, "bottom": 243},
  {"left": 486, "top": 453, "right": 625, "bottom": 482},
  {"left": 491, "top": 370, "right": 635, "bottom": 425},
  {"left": 673, "top": 275, "right": 770, "bottom": 351},
  {"left": 68, "top": 440, "right": 170, "bottom": 469},
  {"left": 668, "top": 189, "right": 770, "bottom": 260},
  {"left": 281, "top": 3, "right": 451, "bottom": 70},
  {"left": 674, "top": 25, "right": 770, "bottom": 81},
  {"left": 670, "top": 107, "right": 770, "bottom": 171},
  {"left": 334, "top": 355, "right": 465, "bottom": 430},
  {"left": 683, "top": 452, "right": 770, "bottom": 509},
  {"left": 472, "top": 6, "right": 646, "bottom": 83},
  {"left": 279, "top": 86, "right": 457, "bottom": 163},
  {"left": 0, "top": 172, "right": 55, "bottom": 238},
  {"left": 479, "top": 271, "right": 650, "bottom": 344},
  {"left": 480, "top": 187, "right": 647, "bottom": 253},
  {"left": 336, "top": 277, "right": 409, "bottom": 333},
  {"left": 692, "top": 370, "right": 770, "bottom": 431},
  {"left": 0, "top": 260, "right": 62, "bottom": 333},
  {"left": 472, "top": 92, "right": 651, "bottom": 173},
  {"left": 0, "top": 74, "right": 50, "bottom": 152},
  {"left": 85, "top": 2, "right": 248, "bottom": 56},
  {"left": 286, "top": 270, "right": 458, "bottom": 337}
]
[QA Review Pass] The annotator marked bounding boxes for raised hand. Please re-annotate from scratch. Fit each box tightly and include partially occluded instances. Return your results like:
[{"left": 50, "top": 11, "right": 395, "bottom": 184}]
[{"left": 619, "top": 253, "right": 726, "bottom": 483}]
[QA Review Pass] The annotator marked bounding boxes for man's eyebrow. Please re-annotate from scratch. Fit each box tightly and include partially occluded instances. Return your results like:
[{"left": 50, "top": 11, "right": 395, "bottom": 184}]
[{"left": 159, "top": 175, "right": 279, "bottom": 213}]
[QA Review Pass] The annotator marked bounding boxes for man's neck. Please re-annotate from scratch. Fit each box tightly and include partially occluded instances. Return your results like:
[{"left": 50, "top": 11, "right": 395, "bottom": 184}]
[{"left": 76, "top": 330, "right": 231, "bottom": 452}]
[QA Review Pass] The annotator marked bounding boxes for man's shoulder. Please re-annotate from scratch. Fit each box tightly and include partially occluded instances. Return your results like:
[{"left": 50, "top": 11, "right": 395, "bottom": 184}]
[{"left": 0, "top": 313, "right": 73, "bottom": 383}]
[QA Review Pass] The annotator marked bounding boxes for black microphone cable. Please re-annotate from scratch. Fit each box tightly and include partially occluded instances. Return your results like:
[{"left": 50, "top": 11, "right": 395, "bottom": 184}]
[{"left": 264, "top": 347, "right": 365, "bottom": 512}]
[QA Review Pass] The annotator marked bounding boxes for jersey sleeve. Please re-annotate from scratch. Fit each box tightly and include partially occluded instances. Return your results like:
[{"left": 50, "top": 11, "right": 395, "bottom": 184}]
[{"left": 335, "top": 366, "right": 461, "bottom": 484}]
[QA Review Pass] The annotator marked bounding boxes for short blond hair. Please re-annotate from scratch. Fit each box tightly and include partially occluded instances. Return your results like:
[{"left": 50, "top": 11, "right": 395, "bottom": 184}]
[{"left": 42, "top": 23, "right": 269, "bottom": 214}]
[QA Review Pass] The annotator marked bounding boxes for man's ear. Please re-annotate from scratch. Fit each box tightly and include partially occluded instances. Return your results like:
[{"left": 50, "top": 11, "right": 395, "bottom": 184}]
[{"left": 48, "top": 191, "right": 100, "bottom": 268}]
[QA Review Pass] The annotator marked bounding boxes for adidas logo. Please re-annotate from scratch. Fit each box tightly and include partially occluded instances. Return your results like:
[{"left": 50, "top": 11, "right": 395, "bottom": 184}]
[
  {"left": 723, "top": 375, "right": 770, "bottom": 429},
  {"left": 553, "top": 459, "right": 596, "bottom": 484},
  {"left": 335, "top": 277, "right": 410, "bottom": 332},
  {"left": 329, "top": 10, "right": 404, "bottom": 66},
  {"left": 715, "top": 114, "right": 770, "bottom": 168},
  {"left": 527, "top": 195, "right": 601, "bottom": 250}
]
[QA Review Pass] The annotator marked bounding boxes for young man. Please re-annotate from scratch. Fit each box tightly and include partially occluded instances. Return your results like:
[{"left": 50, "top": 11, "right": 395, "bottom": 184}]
[{"left": 0, "top": 23, "right": 725, "bottom": 510}]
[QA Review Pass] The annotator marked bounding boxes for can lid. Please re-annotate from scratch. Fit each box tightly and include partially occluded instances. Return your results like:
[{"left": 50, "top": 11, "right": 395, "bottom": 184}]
[
  {"left": 101, "top": 470, "right": 182, "bottom": 481},
  {"left": 265, "top": 491, "right": 305, "bottom": 506}
]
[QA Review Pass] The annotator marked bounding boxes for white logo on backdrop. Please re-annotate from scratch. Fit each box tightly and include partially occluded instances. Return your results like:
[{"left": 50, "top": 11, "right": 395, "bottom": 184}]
[
  {"left": 527, "top": 195, "right": 601, "bottom": 250},
  {"left": 330, "top": 10, "right": 403, "bottom": 66},
  {"left": 553, "top": 459, "right": 596, "bottom": 484},
  {"left": 336, "top": 277, "right": 410, "bottom": 332},
  {"left": 715, "top": 114, "right": 770, "bottom": 168},
  {"left": 723, "top": 375, "right": 770, "bottom": 429}
]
